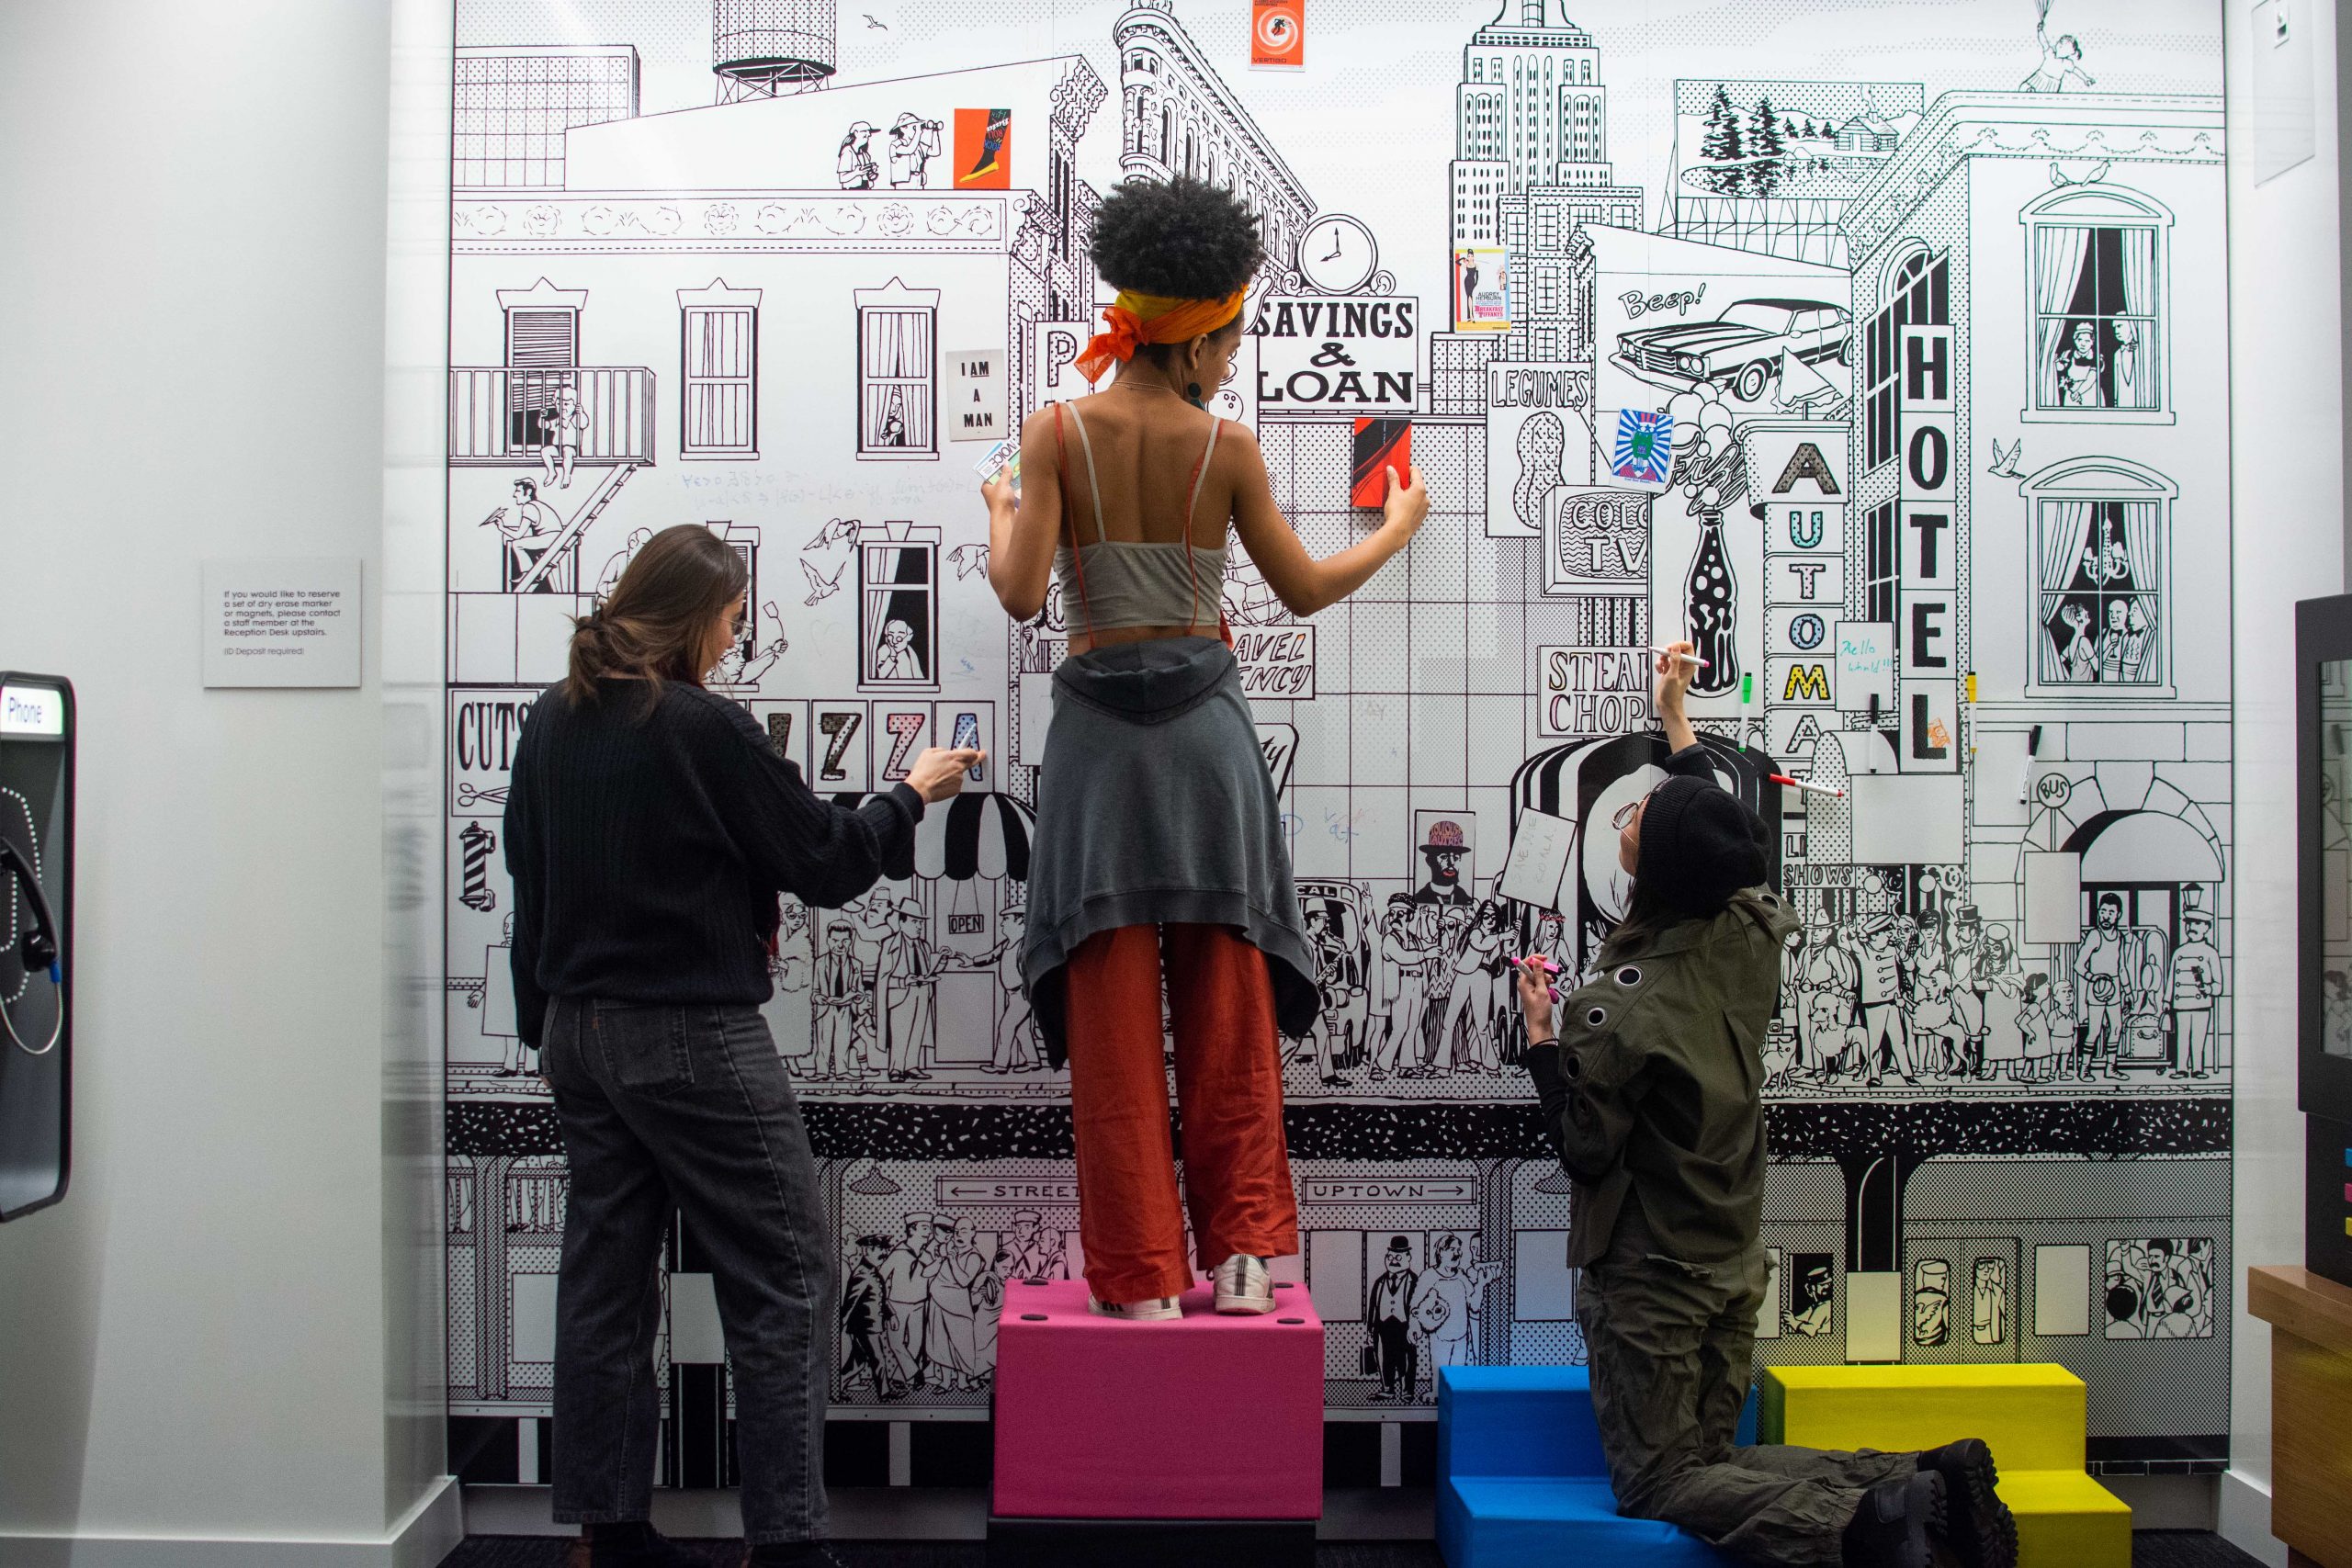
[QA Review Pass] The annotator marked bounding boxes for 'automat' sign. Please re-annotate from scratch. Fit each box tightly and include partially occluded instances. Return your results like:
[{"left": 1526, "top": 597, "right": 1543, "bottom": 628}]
[{"left": 1249, "top": 295, "right": 1418, "bottom": 411}]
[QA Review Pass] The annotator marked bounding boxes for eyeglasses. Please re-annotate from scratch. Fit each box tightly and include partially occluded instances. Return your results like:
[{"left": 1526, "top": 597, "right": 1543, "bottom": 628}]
[{"left": 1611, "top": 791, "right": 1653, "bottom": 832}]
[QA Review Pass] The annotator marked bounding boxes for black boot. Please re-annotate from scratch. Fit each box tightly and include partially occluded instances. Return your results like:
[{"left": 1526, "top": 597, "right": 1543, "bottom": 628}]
[
  {"left": 566, "top": 1521, "right": 707, "bottom": 1568},
  {"left": 1917, "top": 1438, "right": 2018, "bottom": 1568},
  {"left": 1841, "top": 1471, "right": 1944, "bottom": 1568}
]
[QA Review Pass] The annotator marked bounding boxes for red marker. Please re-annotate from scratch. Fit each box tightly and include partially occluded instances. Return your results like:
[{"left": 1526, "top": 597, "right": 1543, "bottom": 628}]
[{"left": 1768, "top": 773, "right": 1846, "bottom": 800}]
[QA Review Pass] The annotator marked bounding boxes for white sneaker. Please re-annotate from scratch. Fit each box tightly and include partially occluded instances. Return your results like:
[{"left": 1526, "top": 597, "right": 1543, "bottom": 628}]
[
  {"left": 1087, "top": 1293, "right": 1182, "bottom": 1321},
  {"left": 1212, "top": 1254, "right": 1276, "bottom": 1314}
]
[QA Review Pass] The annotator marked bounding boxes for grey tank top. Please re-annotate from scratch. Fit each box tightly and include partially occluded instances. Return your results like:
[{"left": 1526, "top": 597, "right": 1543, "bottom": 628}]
[{"left": 1052, "top": 404, "right": 1229, "bottom": 637}]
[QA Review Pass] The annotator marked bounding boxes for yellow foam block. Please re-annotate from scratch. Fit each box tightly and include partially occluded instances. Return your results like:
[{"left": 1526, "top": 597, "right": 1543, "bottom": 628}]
[
  {"left": 1997, "top": 1469, "right": 2132, "bottom": 1568},
  {"left": 1758, "top": 1365, "right": 2086, "bottom": 1472}
]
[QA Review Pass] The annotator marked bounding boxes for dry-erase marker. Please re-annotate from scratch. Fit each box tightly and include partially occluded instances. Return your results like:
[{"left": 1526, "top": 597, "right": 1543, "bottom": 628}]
[
  {"left": 1646, "top": 646, "right": 1710, "bottom": 668},
  {"left": 2018, "top": 723, "right": 2043, "bottom": 804},
  {"left": 1768, "top": 773, "right": 1847, "bottom": 800}
]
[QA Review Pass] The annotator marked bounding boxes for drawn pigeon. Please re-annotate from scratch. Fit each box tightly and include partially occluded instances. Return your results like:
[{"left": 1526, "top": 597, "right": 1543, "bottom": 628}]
[
  {"left": 1986, "top": 438, "right": 2023, "bottom": 479},
  {"left": 947, "top": 542, "right": 991, "bottom": 581},
  {"left": 801, "top": 558, "right": 846, "bottom": 605},
  {"left": 804, "top": 515, "right": 860, "bottom": 550}
]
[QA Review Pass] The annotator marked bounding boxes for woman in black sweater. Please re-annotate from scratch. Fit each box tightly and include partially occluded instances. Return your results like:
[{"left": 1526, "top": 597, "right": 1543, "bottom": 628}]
[{"left": 503, "top": 525, "right": 978, "bottom": 1568}]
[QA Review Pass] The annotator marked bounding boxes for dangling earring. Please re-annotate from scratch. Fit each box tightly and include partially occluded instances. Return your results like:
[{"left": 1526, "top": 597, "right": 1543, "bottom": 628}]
[{"left": 1184, "top": 380, "right": 1204, "bottom": 407}]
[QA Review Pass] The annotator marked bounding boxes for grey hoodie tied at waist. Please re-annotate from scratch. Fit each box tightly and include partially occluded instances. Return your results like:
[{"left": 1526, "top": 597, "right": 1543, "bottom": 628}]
[{"left": 1020, "top": 636, "right": 1320, "bottom": 1063}]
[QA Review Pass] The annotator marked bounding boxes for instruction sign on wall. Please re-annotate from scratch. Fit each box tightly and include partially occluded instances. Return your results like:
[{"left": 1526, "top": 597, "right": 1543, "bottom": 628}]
[{"left": 202, "top": 558, "right": 363, "bottom": 688}]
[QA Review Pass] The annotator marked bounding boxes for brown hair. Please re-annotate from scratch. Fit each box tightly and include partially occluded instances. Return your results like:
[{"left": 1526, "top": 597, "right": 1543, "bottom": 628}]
[{"left": 562, "top": 524, "right": 747, "bottom": 707}]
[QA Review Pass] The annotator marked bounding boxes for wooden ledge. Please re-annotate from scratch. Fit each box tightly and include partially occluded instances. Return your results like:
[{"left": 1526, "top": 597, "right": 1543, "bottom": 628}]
[{"left": 2249, "top": 1265, "right": 2352, "bottom": 1349}]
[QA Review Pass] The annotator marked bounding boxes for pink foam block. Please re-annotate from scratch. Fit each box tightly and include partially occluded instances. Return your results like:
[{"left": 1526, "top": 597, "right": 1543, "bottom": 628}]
[{"left": 991, "top": 1278, "right": 1326, "bottom": 1520}]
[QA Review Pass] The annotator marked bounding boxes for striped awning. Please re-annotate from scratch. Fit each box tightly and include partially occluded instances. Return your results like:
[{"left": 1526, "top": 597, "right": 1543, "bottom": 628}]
[{"left": 828, "top": 788, "right": 1034, "bottom": 882}]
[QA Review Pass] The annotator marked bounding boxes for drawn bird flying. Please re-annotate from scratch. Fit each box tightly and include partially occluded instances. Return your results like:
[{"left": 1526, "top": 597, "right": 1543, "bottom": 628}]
[
  {"left": 801, "top": 558, "right": 846, "bottom": 605},
  {"left": 804, "top": 515, "right": 860, "bottom": 550},
  {"left": 1986, "top": 438, "right": 2023, "bottom": 479},
  {"left": 947, "top": 542, "right": 991, "bottom": 581},
  {"left": 863, "top": 11, "right": 888, "bottom": 26}
]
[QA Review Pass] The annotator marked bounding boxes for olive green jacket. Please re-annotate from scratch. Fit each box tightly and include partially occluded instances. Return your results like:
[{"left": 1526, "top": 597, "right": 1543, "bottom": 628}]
[{"left": 1527, "top": 884, "right": 1800, "bottom": 1269}]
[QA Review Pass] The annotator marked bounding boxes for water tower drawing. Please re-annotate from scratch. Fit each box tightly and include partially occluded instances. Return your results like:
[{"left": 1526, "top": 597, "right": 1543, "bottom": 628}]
[{"left": 713, "top": 0, "right": 837, "bottom": 101}]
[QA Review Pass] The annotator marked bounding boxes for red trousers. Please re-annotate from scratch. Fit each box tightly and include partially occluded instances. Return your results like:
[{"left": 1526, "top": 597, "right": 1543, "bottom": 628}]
[{"left": 1063, "top": 923, "right": 1300, "bottom": 1303}]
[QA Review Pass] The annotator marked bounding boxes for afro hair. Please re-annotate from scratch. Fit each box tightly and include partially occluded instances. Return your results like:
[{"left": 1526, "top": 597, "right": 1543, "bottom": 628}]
[{"left": 1089, "top": 175, "right": 1267, "bottom": 300}]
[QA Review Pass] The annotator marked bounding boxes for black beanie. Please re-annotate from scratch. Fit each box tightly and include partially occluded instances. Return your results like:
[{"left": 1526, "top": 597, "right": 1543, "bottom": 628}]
[{"left": 1634, "top": 774, "right": 1769, "bottom": 919}]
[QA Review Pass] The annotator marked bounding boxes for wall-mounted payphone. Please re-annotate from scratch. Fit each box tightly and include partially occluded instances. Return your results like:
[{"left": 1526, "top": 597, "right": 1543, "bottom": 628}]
[{"left": 0, "top": 672, "right": 72, "bottom": 1222}]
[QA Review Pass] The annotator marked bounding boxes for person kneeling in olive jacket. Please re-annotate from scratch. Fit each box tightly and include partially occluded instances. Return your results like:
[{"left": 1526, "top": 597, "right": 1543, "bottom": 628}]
[{"left": 1512, "top": 642, "right": 2017, "bottom": 1568}]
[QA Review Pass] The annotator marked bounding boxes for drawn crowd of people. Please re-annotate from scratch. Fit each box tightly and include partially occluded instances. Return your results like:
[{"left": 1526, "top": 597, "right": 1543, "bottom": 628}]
[{"left": 837, "top": 1210, "right": 1070, "bottom": 1400}]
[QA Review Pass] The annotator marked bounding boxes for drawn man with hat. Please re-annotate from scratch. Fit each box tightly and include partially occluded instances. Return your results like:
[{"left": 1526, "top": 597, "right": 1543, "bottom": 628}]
[
  {"left": 876, "top": 897, "right": 939, "bottom": 1082},
  {"left": 2167, "top": 897, "right": 2222, "bottom": 1078},
  {"left": 1411, "top": 818, "right": 1476, "bottom": 910},
  {"left": 1366, "top": 1236, "right": 1422, "bottom": 1402},
  {"left": 879, "top": 1212, "right": 936, "bottom": 1395}
]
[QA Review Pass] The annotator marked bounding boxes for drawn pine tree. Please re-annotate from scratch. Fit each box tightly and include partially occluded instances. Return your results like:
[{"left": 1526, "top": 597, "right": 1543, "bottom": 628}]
[
  {"left": 1749, "top": 94, "right": 1787, "bottom": 161},
  {"left": 1701, "top": 85, "right": 1743, "bottom": 163}
]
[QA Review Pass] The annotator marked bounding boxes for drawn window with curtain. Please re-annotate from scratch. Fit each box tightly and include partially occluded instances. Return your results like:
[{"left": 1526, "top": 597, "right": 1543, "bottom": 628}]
[
  {"left": 857, "top": 524, "right": 941, "bottom": 690},
  {"left": 2022, "top": 457, "right": 2177, "bottom": 694},
  {"left": 854, "top": 280, "right": 939, "bottom": 459},
  {"left": 679, "top": 281, "right": 759, "bottom": 459},
  {"left": 2033, "top": 497, "right": 2163, "bottom": 686},
  {"left": 2023, "top": 186, "right": 2170, "bottom": 415}
]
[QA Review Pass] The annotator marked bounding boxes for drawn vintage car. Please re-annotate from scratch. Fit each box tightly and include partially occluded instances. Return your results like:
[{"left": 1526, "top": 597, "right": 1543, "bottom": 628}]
[{"left": 1615, "top": 297, "right": 1852, "bottom": 402}]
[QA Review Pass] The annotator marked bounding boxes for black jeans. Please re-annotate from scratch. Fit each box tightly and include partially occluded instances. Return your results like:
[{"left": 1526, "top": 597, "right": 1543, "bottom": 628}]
[{"left": 542, "top": 998, "right": 831, "bottom": 1545}]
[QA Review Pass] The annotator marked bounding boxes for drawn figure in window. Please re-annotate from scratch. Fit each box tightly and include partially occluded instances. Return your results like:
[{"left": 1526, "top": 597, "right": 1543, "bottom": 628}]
[
  {"left": 1409, "top": 1233, "right": 1503, "bottom": 1367},
  {"left": 878, "top": 1212, "right": 936, "bottom": 1393},
  {"left": 711, "top": 601, "right": 789, "bottom": 688},
  {"left": 2096, "top": 598, "right": 2154, "bottom": 684},
  {"left": 1367, "top": 1235, "right": 1422, "bottom": 1403},
  {"left": 923, "top": 1215, "right": 989, "bottom": 1391},
  {"left": 888, "top": 113, "right": 942, "bottom": 188},
  {"left": 1786, "top": 1255, "right": 1835, "bottom": 1336},
  {"left": 2168, "top": 900, "right": 2222, "bottom": 1078},
  {"left": 1003, "top": 1210, "right": 1068, "bottom": 1280},
  {"left": 2075, "top": 893, "right": 2166, "bottom": 1078},
  {"left": 2041, "top": 501, "right": 2162, "bottom": 685},
  {"left": 2054, "top": 320, "right": 2105, "bottom": 408},
  {"left": 1972, "top": 1258, "right": 2009, "bottom": 1346},
  {"left": 837, "top": 120, "right": 881, "bottom": 189},
  {"left": 875, "top": 897, "right": 939, "bottom": 1081},
  {"left": 2111, "top": 320, "right": 2143, "bottom": 408},
  {"left": 2104, "top": 1237, "right": 2212, "bottom": 1339},
  {"left": 537, "top": 381, "right": 591, "bottom": 490},
  {"left": 1373, "top": 897, "right": 1439, "bottom": 1081},
  {"left": 485, "top": 478, "right": 577, "bottom": 592},
  {"left": 1912, "top": 1258, "right": 1951, "bottom": 1348},
  {"left": 2019, "top": 1, "right": 2095, "bottom": 93},
  {"left": 809, "top": 921, "right": 871, "bottom": 1086},
  {"left": 873, "top": 619, "right": 926, "bottom": 682},
  {"left": 594, "top": 526, "right": 652, "bottom": 604},
  {"left": 839, "top": 1233, "right": 891, "bottom": 1393}
]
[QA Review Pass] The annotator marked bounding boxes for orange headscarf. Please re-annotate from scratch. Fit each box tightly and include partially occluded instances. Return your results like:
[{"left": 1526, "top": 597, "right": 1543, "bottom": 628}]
[{"left": 1072, "top": 288, "right": 1250, "bottom": 384}]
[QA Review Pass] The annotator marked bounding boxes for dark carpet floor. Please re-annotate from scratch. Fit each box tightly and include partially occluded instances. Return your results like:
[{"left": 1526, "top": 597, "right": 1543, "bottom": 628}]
[{"left": 443, "top": 1530, "right": 2267, "bottom": 1567}]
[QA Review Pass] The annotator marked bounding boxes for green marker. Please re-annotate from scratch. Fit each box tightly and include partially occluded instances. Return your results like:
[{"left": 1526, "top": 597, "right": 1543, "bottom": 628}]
[{"left": 1740, "top": 671, "right": 1754, "bottom": 705}]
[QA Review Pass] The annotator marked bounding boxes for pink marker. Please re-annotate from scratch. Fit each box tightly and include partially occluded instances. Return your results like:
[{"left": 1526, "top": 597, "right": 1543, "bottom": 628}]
[{"left": 1768, "top": 773, "right": 1847, "bottom": 800}]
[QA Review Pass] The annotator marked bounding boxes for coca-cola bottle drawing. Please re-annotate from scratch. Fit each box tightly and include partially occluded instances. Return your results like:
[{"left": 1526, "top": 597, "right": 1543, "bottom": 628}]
[{"left": 1684, "top": 509, "right": 1738, "bottom": 696}]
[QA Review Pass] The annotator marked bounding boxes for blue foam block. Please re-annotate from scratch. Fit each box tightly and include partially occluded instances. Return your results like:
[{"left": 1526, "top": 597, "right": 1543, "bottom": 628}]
[
  {"left": 1437, "top": 1367, "right": 1758, "bottom": 1483},
  {"left": 1437, "top": 1477, "right": 1736, "bottom": 1568}
]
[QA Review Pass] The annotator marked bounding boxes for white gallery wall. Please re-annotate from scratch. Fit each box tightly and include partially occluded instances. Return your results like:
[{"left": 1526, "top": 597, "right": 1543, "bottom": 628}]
[
  {"left": 2221, "top": 1, "right": 2341, "bottom": 1562},
  {"left": 0, "top": 1, "right": 454, "bottom": 1565}
]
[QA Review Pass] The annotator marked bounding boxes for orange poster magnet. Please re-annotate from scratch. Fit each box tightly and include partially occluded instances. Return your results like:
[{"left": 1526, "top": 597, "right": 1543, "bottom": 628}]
[{"left": 1251, "top": 0, "right": 1303, "bottom": 70}]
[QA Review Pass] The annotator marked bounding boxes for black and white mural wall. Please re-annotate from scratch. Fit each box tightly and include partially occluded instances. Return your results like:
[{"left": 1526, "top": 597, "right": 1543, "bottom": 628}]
[{"left": 442, "top": 0, "right": 2231, "bottom": 1482}]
